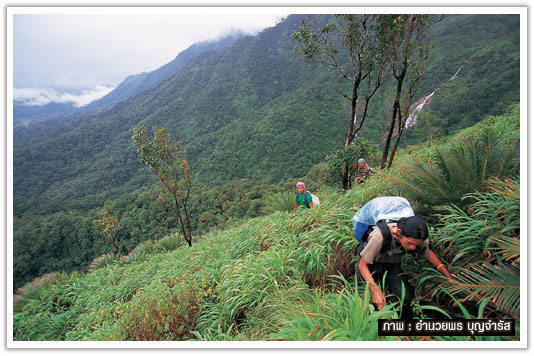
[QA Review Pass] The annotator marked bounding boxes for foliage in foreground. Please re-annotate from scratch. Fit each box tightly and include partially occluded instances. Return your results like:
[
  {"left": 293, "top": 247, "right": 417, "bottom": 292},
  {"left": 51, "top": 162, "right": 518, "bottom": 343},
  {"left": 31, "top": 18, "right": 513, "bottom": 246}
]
[
  {"left": 13, "top": 106, "right": 521, "bottom": 342},
  {"left": 387, "top": 104, "right": 519, "bottom": 207},
  {"left": 274, "top": 278, "right": 400, "bottom": 341},
  {"left": 416, "top": 178, "right": 520, "bottom": 320}
]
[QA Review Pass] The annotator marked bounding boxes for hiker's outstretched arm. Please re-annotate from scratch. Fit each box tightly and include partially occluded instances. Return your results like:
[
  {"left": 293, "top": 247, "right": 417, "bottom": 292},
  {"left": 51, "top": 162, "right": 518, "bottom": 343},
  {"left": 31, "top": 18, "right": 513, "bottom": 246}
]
[
  {"left": 358, "top": 258, "right": 386, "bottom": 310},
  {"left": 294, "top": 202, "right": 298, "bottom": 213},
  {"left": 426, "top": 249, "right": 454, "bottom": 280}
]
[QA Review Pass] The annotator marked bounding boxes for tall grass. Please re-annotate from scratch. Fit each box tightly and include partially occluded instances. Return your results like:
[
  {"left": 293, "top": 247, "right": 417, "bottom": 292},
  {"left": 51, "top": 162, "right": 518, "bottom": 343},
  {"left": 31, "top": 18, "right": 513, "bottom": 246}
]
[
  {"left": 274, "top": 277, "right": 401, "bottom": 341},
  {"left": 13, "top": 105, "right": 521, "bottom": 342},
  {"left": 13, "top": 271, "right": 77, "bottom": 314}
]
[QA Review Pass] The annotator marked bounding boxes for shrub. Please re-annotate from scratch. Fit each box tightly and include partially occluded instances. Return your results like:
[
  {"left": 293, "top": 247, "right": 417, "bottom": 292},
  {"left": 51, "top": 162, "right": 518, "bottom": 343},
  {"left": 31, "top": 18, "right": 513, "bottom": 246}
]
[
  {"left": 88, "top": 253, "right": 121, "bottom": 272},
  {"left": 388, "top": 112, "right": 519, "bottom": 207},
  {"left": 322, "top": 138, "right": 380, "bottom": 188},
  {"left": 116, "top": 277, "right": 206, "bottom": 341},
  {"left": 263, "top": 191, "right": 295, "bottom": 213}
]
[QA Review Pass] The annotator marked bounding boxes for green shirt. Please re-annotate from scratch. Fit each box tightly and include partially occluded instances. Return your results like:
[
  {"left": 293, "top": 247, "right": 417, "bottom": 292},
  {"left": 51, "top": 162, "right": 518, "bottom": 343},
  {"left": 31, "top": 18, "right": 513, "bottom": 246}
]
[{"left": 295, "top": 192, "right": 313, "bottom": 212}]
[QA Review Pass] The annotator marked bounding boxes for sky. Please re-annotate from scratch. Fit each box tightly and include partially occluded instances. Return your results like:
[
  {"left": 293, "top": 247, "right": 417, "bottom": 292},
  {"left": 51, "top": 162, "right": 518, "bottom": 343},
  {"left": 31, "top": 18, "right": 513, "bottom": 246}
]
[
  {"left": 11, "top": 2, "right": 525, "bottom": 108},
  {"left": 12, "top": 10, "right": 289, "bottom": 107}
]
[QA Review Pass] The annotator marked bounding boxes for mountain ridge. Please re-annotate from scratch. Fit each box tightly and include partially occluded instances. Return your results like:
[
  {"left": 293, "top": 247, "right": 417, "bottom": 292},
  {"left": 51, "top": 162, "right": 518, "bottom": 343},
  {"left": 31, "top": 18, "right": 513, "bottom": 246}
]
[
  {"left": 13, "top": 14, "right": 520, "bottom": 201},
  {"left": 13, "top": 32, "right": 247, "bottom": 126}
]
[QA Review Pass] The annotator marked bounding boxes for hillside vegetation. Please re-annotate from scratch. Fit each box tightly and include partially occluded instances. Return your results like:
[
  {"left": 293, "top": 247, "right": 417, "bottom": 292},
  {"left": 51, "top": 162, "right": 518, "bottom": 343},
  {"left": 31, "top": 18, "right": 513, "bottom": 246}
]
[
  {"left": 12, "top": 14, "right": 520, "bottom": 291},
  {"left": 13, "top": 104, "right": 520, "bottom": 341},
  {"left": 14, "top": 14, "right": 519, "bottom": 200}
]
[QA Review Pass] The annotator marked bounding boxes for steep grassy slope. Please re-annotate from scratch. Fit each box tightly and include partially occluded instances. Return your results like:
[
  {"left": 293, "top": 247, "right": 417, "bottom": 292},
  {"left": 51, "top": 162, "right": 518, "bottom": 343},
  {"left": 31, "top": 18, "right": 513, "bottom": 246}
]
[{"left": 13, "top": 105, "right": 521, "bottom": 341}]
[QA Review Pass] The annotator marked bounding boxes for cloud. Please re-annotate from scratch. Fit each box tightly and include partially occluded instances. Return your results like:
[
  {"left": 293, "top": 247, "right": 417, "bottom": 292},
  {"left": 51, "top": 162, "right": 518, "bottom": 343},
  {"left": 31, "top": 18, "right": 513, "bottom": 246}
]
[
  {"left": 13, "top": 13, "right": 288, "bottom": 91},
  {"left": 13, "top": 85, "right": 115, "bottom": 107}
]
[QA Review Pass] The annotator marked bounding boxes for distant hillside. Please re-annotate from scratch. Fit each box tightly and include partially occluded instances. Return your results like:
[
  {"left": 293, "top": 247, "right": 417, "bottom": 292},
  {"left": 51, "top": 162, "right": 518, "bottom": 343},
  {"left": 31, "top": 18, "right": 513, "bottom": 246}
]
[
  {"left": 13, "top": 101, "right": 78, "bottom": 125},
  {"left": 13, "top": 32, "right": 246, "bottom": 128},
  {"left": 13, "top": 14, "right": 520, "bottom": 203},
  {"left": 80, "top": 31, "right": 247, "bottom": 114}
]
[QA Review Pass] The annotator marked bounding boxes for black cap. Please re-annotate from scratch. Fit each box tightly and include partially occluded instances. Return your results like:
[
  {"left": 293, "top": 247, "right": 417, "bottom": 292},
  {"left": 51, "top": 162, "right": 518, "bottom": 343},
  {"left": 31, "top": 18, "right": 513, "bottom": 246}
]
[{"left": 397, "top": 216, "right": 428, "bottom": 240}]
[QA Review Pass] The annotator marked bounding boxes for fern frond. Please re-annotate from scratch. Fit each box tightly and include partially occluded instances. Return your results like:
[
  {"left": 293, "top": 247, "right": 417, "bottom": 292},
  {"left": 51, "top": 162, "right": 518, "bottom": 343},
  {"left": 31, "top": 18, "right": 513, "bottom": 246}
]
[{"left": 441, "top": 262, "right": 520, "bottom": 316}]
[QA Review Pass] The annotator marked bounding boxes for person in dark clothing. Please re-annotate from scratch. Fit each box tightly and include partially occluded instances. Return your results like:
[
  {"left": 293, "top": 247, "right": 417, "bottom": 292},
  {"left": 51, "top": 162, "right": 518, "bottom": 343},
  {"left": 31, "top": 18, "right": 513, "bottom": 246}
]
[
  {"left": 355, "top": 216, "right": 454, "bottom": 319},
  {"left": 353, "top": 158, "right": 376, "bottom": 184}
]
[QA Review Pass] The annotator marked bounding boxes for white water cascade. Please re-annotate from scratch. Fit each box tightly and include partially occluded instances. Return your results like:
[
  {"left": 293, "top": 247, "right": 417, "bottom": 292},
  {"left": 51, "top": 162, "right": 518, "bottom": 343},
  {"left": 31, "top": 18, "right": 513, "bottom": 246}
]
[
  {"left": 405, "top": 90, "right": 435, "bottom": 128},
  {"left": 404, "top": 65, "right": 463, "bottom": 129}
]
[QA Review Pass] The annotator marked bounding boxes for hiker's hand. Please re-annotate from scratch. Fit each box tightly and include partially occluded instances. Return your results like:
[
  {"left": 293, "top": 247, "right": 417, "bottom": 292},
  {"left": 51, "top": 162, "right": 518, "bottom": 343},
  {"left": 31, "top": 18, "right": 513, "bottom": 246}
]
[{"left": 373, "top": 292, "right": 386, "bottom": 310}]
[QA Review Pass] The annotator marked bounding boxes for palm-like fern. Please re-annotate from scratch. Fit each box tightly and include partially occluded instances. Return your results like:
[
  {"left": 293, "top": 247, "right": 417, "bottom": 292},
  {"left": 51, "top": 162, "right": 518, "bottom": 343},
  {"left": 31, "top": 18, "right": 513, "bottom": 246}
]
[
  {"left": 122, "top": 240, "right": 158, "bottom": 263},
  {"left": 389, "top": 124, "right": 519, "bottom": 206},
  {"left": 417, "top": 178, "right": 520, "bottom": 318},
  {"left": 443, "top": 262, "right": 519, "bottom": 317},
  {"left": 264, "top": 191, "right": 296, "bottom": 213}
]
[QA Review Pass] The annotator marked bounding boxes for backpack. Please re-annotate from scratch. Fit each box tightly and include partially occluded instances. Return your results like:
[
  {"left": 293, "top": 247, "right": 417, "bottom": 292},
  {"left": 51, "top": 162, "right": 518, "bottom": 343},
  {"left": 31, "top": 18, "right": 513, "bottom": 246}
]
[
  {"left": 351, "top": 196, "right": 414, "bottom": 251},
  {"left": 296, "top": 191, "right": 320, "bottom": 208}
]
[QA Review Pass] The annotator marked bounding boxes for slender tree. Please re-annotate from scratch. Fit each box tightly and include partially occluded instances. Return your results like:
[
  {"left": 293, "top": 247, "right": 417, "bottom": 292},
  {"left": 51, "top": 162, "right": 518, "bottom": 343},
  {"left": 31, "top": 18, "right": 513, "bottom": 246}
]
[
  {"left": 376, "top": 14, "right": 439, "bottom": 169},
  {"left": 92, "top": 210, "right": 123, "bottom": 256},
  {"left": 292, "top": 15, "right": 388, "bottom": 189},
  {"left": 133, "top": 126, "right": 194, "bottom": 246}
]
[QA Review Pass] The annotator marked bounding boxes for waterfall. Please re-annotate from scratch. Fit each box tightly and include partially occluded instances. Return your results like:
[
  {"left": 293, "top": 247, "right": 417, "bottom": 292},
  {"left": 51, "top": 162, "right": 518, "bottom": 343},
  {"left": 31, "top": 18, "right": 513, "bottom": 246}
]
[
  {"left": 405, "top": 65, "right": 463, "bottom": 128},
  {"left": 405, "top": 91, "right": 435, "bottom": 128},
  {"left": 449, "top": 65, "right": 463, "bottom": 81}
]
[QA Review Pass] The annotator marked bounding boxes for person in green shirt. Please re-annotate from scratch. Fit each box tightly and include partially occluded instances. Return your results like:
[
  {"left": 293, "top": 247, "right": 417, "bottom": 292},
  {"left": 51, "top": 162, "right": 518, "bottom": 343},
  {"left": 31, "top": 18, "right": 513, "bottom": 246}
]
[{"left": 294, "top": 182, "right": 313, "bottom": 213}]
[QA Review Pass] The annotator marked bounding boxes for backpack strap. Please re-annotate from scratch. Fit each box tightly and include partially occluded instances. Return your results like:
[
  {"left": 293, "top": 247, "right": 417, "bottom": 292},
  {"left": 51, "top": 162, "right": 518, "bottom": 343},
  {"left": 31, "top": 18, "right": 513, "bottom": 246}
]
[
  {"left": 376, "top": 220, "right": 392, "bottom": 253},
  {"left": 296, "top": 192, "right": 310, "bottom": 208}
]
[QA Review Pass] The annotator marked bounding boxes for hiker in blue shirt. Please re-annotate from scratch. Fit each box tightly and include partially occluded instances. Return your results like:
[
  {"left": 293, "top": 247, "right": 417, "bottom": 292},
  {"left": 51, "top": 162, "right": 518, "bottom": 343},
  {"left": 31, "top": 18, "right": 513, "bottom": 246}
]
[{"left": 294, "top": 182, "right": 313, "bottom": 214}]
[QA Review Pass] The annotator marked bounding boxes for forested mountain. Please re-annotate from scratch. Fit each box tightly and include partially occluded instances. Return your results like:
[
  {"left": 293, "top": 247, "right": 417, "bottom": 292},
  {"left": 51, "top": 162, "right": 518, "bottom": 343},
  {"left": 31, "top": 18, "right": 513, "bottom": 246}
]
[
  {"left": 13, "top": 14, "right": 520, "bottom": 290},
  {"left": 13, "top": 14, "right": 326, "bottom": 201},
  {"left": 13, "top": 32, "right": 246, "bottom": 127},
  {"left": 14, "top": 14, "right": 519, "bottom": 199},
  {"left": 13, "top": 101, "right": 79, "bottom": 125},
  {"left": 80, "top": 31, "right": 247, "bottom": 114}
]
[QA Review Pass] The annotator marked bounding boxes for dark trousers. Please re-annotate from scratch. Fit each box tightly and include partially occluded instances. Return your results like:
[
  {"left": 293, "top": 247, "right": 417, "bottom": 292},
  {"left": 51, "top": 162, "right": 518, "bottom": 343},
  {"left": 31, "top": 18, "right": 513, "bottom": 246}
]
[{"left": 355, "top": 244, "right": 414, "bottom": 319}]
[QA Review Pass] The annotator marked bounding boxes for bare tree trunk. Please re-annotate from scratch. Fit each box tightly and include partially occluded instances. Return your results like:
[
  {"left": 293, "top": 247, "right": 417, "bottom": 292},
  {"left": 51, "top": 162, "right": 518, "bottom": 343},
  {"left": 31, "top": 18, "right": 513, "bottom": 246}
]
[
  {"left": 171, "top": 192, "right": 191, "bottom": 247},
  {"left": 381, "top": 82, "right": 402, "bottom": 168},
  {"left": 342, "top": 163, "right": 350, "bottom": 190},
  {"left": 111, "top": 234, "right": 121, "bottom": 256},
  {"left": 387, "top": 118, "right": 404, "bottom": 168},
  {"left": 341, "top": 77, "right": 361, "bottom": 190}
]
